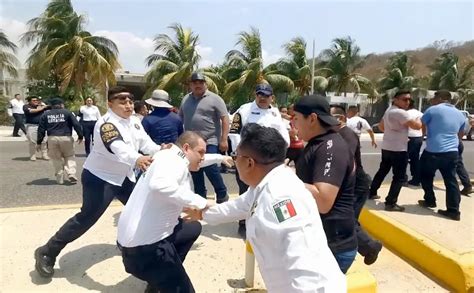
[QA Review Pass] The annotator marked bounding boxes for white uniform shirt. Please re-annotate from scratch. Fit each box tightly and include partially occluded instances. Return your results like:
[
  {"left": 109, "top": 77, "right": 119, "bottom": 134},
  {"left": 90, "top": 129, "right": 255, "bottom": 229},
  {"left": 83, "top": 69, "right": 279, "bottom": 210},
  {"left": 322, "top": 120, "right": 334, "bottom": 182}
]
[
  {"left": 407, "top": 109, "right": 423, "bottom": 137},
  {"left": 203, "top": 165, "right": 346, "bottom": 293},
  {"left": 9, "top": 98, "right": 25, "bottom": 115},
  {"left": 346, "top": 116, "right": 371, "bottom": 136},
  {"left": 83, "top": 109, "right": 161, "bottom": 186},
  {"left": 117, "top": 145, "right": 224, "bottom": 247},
  {"left": 80, "top": 105, "right": 101, "bottom": 121},
  {"left": 229, "top": 101, "right": 290, "bottom": 150}
]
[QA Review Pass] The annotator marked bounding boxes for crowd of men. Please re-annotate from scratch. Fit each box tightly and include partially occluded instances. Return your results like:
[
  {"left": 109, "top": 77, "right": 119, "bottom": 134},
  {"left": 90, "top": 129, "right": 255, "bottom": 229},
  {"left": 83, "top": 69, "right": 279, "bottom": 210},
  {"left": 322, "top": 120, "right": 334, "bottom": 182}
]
[{"left": 6, "top": 71, "right": 471, "bottom": 292}]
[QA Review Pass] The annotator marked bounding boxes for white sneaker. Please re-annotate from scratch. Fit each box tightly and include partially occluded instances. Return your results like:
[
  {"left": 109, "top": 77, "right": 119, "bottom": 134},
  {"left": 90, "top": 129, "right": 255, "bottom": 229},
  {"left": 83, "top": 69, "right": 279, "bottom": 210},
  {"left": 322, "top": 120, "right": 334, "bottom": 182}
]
[
  {"left": 56, "top": 174, "right": 64, "bottom": 184},
  {"left": 42, "top": 154, "right": 50, "bottom": 160},
  {"left": 30, "top": 155, "right": 37, "bottom": 161}
]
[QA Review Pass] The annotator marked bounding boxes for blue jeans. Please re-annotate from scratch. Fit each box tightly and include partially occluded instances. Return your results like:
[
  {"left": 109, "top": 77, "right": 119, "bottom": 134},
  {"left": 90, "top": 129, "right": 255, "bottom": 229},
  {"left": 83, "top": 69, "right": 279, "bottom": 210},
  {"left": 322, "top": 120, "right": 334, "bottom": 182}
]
[
  {"left": 190, "top": 144, "right": 228, "bottom": 202},
  {"left": 334, "top": 249, "right": 357, "bottom": 274}
]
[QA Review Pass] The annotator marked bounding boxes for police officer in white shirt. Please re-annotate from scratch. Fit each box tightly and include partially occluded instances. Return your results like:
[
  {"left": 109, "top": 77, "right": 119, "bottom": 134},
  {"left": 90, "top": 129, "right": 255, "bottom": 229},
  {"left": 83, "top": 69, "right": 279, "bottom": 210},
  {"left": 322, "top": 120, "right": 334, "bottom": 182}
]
[
  {"left": 7, "top": 93, "right": 27, "bottom": 136},
  {"left": 117, "top": 131, "right": 233, "bottom": 292},
  {"left": 79, "top": 96, "right": 102, "bottom": 156},
  {"left": 346, "top": 105, "right": 377, "bottom": 148},
  {"left": 34, "top": 86, "right": 162, "bottom": 279},
  {"left": 185, "top": 124, "right": 346, "bottom": 293},
  {"left": 229, "top": 83, "right": 290, "bottom": 224}
]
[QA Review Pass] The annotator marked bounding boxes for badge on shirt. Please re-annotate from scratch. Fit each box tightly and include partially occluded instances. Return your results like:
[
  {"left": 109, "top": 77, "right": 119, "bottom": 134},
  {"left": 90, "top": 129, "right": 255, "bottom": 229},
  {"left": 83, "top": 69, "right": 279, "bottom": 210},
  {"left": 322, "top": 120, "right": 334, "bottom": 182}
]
[
  {"left": 134, "top": 123, "right": 141, "bottom": 130},
  {"left": 230, "top": 113, "right": 243, "bottom": 133},
  {"left": 100, "top": 122, "right": 123, "bottom": 153},
  {"left": 273, "top": 199, "right": 297, "bottom": 223}
]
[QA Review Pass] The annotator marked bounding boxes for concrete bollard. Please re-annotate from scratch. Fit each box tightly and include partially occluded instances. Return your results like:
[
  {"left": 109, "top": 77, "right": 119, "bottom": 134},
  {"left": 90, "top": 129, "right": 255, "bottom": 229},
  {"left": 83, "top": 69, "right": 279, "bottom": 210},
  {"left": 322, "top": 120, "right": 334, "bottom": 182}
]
[{"left": 245, "top": 240, "right": 255, "bottom": 287}]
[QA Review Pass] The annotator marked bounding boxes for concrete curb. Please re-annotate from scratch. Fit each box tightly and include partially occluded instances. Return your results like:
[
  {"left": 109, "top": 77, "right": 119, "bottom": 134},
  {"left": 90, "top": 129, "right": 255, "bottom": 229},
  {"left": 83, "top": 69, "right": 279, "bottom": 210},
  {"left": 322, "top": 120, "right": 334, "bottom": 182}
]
[
  {"left": 360, "top": 208, "right": 473, "bottom": 292},
  {"left": 0, "top": 201, "right": 378, "bottom": 292},
  {"left": 347, "top": 261, "right": 377, "bottom": 293}
]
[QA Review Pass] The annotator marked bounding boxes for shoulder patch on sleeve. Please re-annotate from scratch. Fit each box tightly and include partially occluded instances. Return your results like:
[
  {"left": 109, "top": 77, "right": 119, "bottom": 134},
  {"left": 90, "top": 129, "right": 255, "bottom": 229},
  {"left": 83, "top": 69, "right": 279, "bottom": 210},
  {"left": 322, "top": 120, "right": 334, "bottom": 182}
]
[
  {"left": 230, "top": 113, "right": 243, "bottom": 134},
  {"left": 100, "top": 122, "right": 123, "bottom": 153},
  {"left": 273, "top": 199, "right": 297, "bottom": 223}
]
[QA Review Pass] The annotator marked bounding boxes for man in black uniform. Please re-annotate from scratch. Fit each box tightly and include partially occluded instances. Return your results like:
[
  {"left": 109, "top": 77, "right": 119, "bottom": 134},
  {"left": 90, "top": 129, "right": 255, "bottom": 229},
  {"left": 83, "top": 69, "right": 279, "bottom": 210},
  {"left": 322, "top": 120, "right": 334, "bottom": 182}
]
[
  {"left": 23, "top": 95, "right": 50, "bottom": 161},
  {"left": 292, "top": 94, "right": 357, "bottom": 273},
  {"left": 34, "top": 86, "right": 161, "bottom": 278},
  {"left": 37, "top": 98, "right": 84, "bottom": 184},
  {"left": 330, "top": 105, "right": 383, "bottom": 265}
]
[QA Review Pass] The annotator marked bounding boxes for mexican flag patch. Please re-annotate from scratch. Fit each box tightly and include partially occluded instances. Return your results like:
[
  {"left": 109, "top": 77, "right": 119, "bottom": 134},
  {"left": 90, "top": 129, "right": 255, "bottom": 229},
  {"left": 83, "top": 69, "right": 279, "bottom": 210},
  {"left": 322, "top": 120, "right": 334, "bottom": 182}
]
[{"left": 273, "top": 199, "right": 297, "bottom": 223}]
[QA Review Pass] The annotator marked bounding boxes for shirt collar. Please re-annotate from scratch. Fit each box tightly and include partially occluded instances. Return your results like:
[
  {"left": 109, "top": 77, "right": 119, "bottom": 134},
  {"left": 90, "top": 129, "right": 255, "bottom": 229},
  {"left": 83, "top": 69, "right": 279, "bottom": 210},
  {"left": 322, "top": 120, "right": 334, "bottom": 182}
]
[
  {"left": 251, "top": 100, "right": 272, "bottom": 110},
  {"left": 254, "top": 163, "right": 286, "bottom": 193},
  {"left": 169, "top": 144, "right": 190, "bottom": 167},
  {"left": 191, "top": 90, "right": 209, "bottom": 99},
  {"left": 307, "top": 129, "right": 337, "bottom": 145},
  {"left": 107, "top": 109, "right": 130, "bottom": 124}
]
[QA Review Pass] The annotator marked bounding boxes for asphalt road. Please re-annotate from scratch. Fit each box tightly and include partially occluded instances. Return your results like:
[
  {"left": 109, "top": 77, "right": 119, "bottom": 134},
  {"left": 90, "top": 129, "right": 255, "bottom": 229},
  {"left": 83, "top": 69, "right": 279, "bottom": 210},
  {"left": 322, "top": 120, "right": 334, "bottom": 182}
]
[{"left": 1, "top": 139, "right": 473, "bottom": 208}]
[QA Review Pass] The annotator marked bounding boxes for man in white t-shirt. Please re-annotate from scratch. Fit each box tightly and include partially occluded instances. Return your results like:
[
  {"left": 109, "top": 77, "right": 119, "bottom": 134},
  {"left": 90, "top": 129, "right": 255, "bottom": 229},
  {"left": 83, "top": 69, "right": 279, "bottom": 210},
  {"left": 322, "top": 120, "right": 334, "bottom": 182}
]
[
  {"left": 369, "top": 90, "right": 422, "bottom": 211},
  {"left": 406, "top": 100, "right": 424, "bottom": 186},
  {"left": 8, "top": 94, "right": 27, "bottom": 137},
  {"left": 347, "top": 105, "right": 377, "bottom": 148}
]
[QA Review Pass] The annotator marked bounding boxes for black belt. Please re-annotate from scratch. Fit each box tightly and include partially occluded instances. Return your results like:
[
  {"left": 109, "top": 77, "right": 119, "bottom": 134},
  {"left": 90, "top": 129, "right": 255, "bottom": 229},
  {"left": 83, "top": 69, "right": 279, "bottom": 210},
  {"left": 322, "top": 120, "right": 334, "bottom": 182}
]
[{"left": 117, "top": 241, "right": 160, "bottom": 256}]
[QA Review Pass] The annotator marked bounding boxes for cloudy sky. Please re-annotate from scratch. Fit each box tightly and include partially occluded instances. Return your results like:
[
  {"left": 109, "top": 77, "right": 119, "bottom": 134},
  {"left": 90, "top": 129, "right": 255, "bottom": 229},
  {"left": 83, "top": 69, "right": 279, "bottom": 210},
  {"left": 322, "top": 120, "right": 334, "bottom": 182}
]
[{"left": 1, "top": 0, "right": 473, "bottom": 73}]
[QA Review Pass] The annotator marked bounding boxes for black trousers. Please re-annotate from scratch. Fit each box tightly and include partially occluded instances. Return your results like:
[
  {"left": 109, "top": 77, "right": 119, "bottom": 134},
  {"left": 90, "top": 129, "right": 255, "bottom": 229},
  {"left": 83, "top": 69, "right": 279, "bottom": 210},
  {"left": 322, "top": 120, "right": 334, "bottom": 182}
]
[
  {"left": 43, "top": 169, "right": 135, "bottom": 257},
  {"left": 354, "top": 168, "right": 380, "bottom": 256},
  {"left": 370, "top": 150, "right": 408, "bottom": 205},
  {"left": 420, "top": 151, "right": 461, "bottom": 213},
  {"left": 457, "top": 141, "right": 472, "bottom": 189},
  {"left": 121, "top": 219, "right": 202, "bottom": 293},
  {"left": 81, "top": 120, "right": 96, "bottom": 155},
  {"left": 12, "top": 113, "right": 26, "bottom": 136},
  {"left": 407, "top": 136, "right": 423, "bottom": 183}
]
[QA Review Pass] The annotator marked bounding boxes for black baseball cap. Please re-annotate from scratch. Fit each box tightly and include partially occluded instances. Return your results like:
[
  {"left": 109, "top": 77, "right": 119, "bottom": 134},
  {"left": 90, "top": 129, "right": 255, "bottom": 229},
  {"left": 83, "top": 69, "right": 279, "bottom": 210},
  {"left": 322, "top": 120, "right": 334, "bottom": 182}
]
[
  {"left": 191, "top": 72, "right": 206, "bottom": 82},
  {"left": 294, "top": 94, "right": 340, "bottom": 126},
  {"left": 255, "top": 83, "right": 273, "bottom": 96}
]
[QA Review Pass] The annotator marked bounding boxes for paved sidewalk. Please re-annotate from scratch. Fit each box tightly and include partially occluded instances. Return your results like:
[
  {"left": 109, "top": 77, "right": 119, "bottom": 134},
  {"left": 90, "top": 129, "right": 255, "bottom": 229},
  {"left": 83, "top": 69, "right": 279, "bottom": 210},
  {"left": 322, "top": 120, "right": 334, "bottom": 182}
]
[
  {"left": 1, "top": 199, "right": 447, "bottom": 292},
  {"left": 361, "top": 183, "right": 473, "bottom": 292},
  {"left": 366, "top": 183, "right": 473, "bottom": 254}
]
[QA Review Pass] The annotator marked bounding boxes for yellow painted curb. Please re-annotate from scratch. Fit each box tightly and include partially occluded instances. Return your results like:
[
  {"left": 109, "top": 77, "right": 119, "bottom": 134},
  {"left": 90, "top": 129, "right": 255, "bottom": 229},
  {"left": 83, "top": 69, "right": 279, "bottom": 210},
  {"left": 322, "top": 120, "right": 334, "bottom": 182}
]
[
  {"left": 360, "top": 208, "right": 473, "bottom": 292},
  {"left": 0, "top": 201, "right": 122, "bottom": 213},
  {"left": 347, "top": 260, "right": 377, "bottom": 293}
]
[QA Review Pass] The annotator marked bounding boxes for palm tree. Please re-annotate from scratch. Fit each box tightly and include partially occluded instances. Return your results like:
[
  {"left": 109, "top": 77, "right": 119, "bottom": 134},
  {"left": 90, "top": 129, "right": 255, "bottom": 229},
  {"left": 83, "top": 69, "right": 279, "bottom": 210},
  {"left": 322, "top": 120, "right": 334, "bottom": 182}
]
[
  {"left": 0, "top": 30, "right": 20, "bottom": 78},
  {"left": 378, "top": 52, "right": 417, "bottom": 98},
  {"left": 21, "top": 0, "right": 120, "bottom": 98},
  {"left": 145, "top": 23, "right": 220, "bottom": 103},
  {"left": 429, "top": 52, "right": 474, "bottom": 91},
  {"left": 319, "top": 37, "right": 375, "bottom": 96},
  {"left": 223, "top": 27, "right": 293, "bottom": 107},
  {"left": 276, "top": 37, "right": 312, "bottom": 96}
]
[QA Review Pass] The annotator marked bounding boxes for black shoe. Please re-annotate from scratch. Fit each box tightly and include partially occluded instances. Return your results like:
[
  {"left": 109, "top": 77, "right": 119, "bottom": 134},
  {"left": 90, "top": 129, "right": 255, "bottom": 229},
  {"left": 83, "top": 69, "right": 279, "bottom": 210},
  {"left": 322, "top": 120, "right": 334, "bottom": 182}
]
[
  {"left": 437, "top": 209, "right": 460, "bottom": 221},
  {"left": 364, "top": 241, "right": 383, "bottom": 265},
  {"left": 12, "top": 134, "right": 21, "bottom": 137},
  {"left": 460, "top": 186, "right": 472, "bottom": 196},
  {"left": 34, "top": 247, "right": 55, "bottom": 278},
  {"left": 407, "top": 179, "right": 420, "bottom": 186},
  {"left": 216, "top": 194, "right": 229, "bottom": 204},
  {"left": 418, "top": 200, "right": 436, "bottom": 208},
  {"left": 368, "top": 194, "right": 380, "bottom": 200},
  {"left": 384, "top": 203, "right": 405, "bottom": 212}
]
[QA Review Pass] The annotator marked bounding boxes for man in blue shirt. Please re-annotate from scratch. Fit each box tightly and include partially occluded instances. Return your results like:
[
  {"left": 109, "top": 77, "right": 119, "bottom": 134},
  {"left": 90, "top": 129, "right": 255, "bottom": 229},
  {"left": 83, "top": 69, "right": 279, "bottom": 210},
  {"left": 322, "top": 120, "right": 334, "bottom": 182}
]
[
  {"left": 143, "top": 89, "right": 184, "bottom": 145},
  {"left": 418, "top": 90, "right": 465, "bottom": 221}
]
